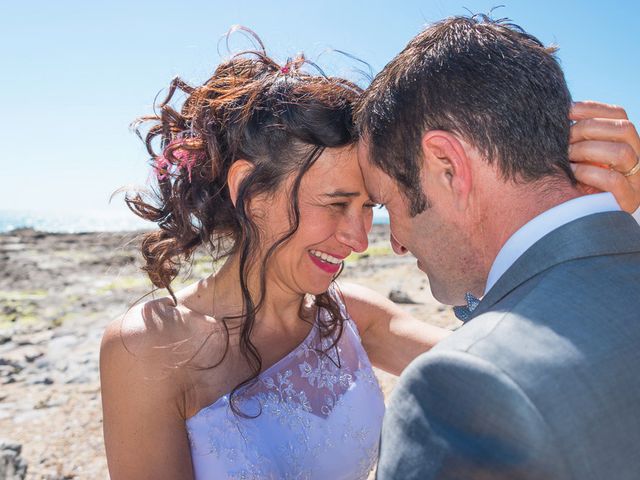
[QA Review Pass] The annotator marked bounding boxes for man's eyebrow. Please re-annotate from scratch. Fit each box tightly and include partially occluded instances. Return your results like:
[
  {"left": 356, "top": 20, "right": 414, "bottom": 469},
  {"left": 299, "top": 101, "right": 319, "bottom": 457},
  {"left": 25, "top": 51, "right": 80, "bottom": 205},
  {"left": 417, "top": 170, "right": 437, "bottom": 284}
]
[{"left": 322, "top": 191, "right": 361, "bottom": 198}]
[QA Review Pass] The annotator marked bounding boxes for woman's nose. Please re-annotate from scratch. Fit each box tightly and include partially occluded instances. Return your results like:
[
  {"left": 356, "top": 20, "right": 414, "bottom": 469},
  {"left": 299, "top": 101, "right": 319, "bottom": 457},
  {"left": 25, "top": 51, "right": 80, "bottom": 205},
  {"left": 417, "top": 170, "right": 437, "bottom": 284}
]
[
  {"left": 390, "top": 232, "right": 408, "bottom": 255},
  {"left": 336, "top": 216, "right": 369, "bottom": 253}
]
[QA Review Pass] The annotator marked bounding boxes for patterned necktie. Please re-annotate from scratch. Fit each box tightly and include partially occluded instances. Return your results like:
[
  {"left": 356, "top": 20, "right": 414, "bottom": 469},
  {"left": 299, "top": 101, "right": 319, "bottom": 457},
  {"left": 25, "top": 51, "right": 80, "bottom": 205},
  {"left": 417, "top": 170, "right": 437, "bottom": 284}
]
[{"left": 453, "top": 292, "right": 481, "bottom": 322}]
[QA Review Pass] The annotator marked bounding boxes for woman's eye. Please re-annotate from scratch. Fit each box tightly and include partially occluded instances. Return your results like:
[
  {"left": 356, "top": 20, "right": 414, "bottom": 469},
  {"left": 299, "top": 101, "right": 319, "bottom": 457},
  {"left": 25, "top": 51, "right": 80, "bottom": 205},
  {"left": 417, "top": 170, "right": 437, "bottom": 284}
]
[{"left": 364, "top": 203, "right": 378, "bottom": 209}]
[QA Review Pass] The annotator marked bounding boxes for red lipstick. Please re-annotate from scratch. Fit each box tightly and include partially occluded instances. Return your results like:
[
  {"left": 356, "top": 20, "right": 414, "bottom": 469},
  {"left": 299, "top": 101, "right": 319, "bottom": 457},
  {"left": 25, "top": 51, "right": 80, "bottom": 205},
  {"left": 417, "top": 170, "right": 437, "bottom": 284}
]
[{"left": 308, "top": 252, "right": 342, "bottom": 274}]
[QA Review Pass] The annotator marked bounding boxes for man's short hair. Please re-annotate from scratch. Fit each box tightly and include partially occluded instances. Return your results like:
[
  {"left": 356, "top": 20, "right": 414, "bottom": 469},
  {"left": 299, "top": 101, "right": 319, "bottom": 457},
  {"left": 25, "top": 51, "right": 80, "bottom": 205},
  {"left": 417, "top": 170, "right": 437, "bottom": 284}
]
[{"left": 356, "top": 15, "right": 576, "bottom": 216}]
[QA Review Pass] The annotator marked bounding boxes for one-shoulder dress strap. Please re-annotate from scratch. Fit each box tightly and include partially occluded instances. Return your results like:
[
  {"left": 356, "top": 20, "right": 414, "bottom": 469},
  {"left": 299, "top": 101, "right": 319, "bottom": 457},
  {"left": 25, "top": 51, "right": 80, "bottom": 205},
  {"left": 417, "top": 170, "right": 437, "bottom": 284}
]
[{"left": 325, "top": 283, "right": 364, "bottom": 340}]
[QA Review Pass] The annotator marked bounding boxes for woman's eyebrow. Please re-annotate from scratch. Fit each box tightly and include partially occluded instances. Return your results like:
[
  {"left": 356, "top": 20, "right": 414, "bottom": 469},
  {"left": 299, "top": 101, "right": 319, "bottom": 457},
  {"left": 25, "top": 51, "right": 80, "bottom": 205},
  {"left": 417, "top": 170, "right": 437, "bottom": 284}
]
[{"left": 322, "top": 190, "right": 361, "bottom": 198}]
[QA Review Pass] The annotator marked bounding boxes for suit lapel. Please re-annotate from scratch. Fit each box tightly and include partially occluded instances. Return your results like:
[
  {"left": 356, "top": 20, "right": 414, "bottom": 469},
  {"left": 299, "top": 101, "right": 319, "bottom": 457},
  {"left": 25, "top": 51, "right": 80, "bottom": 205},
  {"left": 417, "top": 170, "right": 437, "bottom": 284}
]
[{"left": 467, "top": 211, "right": 640, "bottom": 321}]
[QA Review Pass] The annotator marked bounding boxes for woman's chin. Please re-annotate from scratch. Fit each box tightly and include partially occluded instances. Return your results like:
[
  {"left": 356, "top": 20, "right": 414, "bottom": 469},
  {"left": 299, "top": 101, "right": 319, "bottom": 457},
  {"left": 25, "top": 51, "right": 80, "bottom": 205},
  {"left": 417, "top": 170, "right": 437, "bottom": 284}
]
[{"left": 302, "top": 278, "right": 335, "bottom": 297}]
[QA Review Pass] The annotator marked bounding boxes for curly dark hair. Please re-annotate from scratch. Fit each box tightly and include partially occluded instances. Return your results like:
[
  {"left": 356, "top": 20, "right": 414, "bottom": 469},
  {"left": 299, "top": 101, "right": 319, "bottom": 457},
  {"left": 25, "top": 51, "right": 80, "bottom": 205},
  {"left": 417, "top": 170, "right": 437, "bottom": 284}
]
[{"left": 125, "top": 29, "right": 362, "bottom": 415}]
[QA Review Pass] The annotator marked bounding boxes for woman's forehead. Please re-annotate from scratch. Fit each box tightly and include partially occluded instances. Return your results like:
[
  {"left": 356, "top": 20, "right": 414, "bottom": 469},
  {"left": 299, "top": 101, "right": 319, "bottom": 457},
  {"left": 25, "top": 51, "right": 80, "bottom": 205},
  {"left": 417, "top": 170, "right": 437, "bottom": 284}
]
[{"left": 306, "top": 147, "right": 365, "bottom": 191}]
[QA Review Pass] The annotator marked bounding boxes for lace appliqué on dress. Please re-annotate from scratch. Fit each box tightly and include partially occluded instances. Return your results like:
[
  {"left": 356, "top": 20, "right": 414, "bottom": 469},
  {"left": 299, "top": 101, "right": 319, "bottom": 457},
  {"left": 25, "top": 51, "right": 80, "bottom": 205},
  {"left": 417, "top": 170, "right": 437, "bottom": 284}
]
[{"left": 186, "top": 303, "right": 385, "bottom": 480}]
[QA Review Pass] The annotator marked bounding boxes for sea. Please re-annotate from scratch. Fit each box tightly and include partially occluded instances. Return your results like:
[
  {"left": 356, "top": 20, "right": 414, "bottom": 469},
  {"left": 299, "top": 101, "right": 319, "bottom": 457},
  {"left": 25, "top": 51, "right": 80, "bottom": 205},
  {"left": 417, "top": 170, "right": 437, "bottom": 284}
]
[
  {"left": 0, "top": 207, "right": 390, "bottom": 234},
  {"left": 0, "top": 209, "right": 154, "bottom": 234}
]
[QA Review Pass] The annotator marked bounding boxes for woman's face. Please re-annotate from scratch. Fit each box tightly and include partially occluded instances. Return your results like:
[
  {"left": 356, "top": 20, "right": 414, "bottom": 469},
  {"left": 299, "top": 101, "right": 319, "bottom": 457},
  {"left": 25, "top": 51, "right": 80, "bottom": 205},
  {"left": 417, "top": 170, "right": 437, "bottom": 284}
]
[{"left": 258, "top": 146, "right": 375, "bottom": 296}]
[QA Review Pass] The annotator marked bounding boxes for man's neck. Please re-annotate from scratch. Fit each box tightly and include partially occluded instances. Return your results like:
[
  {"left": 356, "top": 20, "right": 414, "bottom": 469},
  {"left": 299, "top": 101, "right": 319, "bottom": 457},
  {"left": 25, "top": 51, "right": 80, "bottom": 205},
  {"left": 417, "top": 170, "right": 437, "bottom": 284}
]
[{"left": 475, "top": 181, "right": 582, "bottom": 292}]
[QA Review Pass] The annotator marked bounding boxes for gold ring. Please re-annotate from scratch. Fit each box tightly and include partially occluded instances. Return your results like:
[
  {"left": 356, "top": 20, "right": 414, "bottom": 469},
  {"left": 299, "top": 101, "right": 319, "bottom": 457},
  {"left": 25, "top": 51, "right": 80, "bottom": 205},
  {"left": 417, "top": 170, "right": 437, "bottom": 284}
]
[{"left": 622, "top": 157, "right": 640, "bottom": 177}]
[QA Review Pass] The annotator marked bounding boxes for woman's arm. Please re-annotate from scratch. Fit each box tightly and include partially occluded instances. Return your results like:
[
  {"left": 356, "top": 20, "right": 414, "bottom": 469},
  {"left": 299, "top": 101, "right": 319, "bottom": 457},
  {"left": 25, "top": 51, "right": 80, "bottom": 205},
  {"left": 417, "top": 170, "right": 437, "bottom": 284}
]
[
  {"left": 100, "top": 306, "right": 195, "bottom": 480},
  {"left": 339, "top": 282, "right": 451, "bottom": 375}
]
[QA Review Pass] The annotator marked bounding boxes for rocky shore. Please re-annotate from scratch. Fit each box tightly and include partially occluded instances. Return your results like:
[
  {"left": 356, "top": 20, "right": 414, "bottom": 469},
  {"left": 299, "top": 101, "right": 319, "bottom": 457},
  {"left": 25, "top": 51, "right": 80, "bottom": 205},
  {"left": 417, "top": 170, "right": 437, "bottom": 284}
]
[{"left": 0, "top": 225, "right": 458, "bottom": 479}]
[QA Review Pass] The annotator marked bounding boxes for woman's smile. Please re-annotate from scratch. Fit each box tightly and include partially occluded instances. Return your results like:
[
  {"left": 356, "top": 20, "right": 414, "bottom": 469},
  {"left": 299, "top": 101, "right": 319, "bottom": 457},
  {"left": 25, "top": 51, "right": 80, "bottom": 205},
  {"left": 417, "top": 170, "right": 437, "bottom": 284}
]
[{"left": 308, "top": 249, "right": 346, "bottom": 274}]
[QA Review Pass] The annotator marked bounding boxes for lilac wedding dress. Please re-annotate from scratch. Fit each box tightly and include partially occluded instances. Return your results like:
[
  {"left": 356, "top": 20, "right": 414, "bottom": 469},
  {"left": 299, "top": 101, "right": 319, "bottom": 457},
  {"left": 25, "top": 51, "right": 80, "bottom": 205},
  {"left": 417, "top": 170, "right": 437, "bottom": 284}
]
[{"left": 186, "top": 290, "right": 385, "bottom": 479}]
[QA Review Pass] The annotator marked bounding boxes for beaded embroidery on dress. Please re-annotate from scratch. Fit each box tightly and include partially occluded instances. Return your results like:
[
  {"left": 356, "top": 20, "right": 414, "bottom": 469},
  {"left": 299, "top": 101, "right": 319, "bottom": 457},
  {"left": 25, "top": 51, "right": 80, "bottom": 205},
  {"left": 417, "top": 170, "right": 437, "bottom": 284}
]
[{"left": 186, "top": 288, "right": 385, "bottom": 479}]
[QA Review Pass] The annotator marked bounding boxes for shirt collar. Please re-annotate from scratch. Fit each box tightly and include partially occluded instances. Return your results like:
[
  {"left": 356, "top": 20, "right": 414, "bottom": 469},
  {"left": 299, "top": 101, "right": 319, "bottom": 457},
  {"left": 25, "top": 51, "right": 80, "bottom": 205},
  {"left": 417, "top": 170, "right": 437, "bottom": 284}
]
[{"left": 484, "top": 192, "right": 621, "bottom": 296}]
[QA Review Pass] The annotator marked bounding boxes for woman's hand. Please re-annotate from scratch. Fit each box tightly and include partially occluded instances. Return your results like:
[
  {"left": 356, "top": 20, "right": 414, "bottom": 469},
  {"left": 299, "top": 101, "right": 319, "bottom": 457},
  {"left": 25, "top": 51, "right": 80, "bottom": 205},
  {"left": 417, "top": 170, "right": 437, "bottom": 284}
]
[{"left": 569, "top": 101, "right": 640, "bottom": 213}]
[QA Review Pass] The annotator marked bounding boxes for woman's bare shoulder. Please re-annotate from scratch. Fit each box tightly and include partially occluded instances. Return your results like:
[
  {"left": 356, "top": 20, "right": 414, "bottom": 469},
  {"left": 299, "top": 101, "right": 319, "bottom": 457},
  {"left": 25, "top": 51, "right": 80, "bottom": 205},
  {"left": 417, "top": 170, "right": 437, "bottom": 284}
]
[
  {"left": 103, "top": 298, "right": 181, "bottom": 353},
  {"left": 100, "top": 298, "right": 201, "bottom": 478},
  {"left": 101, "top": 297, "right": 227, "bottom": 378}
]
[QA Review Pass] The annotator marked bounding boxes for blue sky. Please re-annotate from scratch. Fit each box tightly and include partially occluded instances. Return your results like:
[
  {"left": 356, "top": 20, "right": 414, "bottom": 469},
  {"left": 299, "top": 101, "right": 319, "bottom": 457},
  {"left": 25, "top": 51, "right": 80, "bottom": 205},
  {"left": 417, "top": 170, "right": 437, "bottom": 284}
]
[{"left": 2, "top": 0, "right": 638, "bottom": 216}]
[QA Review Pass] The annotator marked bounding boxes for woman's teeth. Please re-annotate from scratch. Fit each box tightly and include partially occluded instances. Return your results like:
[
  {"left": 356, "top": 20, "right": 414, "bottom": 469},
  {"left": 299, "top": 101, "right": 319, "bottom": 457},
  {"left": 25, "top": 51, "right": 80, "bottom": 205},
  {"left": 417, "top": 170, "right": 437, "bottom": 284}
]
[{"left": 310, "top": 250, "right": 342, "bottom": 265}]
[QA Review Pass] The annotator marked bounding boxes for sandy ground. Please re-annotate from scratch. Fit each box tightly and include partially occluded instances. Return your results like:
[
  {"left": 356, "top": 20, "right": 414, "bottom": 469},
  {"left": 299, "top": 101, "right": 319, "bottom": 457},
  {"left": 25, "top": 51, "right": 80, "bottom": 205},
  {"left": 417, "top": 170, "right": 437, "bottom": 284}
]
[{"left": 0, "top": 225, "right": 458, "bottom": 479}]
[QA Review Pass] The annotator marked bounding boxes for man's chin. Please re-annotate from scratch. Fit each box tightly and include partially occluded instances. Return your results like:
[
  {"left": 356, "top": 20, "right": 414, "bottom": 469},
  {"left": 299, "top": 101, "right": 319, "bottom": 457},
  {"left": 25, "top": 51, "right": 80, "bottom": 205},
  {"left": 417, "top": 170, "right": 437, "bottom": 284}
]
[
  {"left": 427, "top": 279, "right": 464, "bottom": 307},
  {"left": 417, "top": 261, "right": 465, "bottom": 306},
  {"left": 416, "top": 259, "right": 431, "bottom": 275},
  {"left": 430, "top": 287, "right": 453, "bottom": 306}
]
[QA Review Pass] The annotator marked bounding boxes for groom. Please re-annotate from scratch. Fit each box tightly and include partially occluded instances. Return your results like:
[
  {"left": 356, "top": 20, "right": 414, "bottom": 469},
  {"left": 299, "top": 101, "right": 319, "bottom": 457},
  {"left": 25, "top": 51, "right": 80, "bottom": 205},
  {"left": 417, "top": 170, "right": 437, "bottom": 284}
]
[{"left": 356, "top": 16, "right": 640, "bottom": 479}]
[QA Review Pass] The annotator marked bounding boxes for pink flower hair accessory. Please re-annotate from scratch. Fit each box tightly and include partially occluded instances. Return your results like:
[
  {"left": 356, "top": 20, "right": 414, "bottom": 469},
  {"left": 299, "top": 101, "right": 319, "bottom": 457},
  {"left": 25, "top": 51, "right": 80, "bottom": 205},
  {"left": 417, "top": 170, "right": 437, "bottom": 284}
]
[{"left": 153, "top": 138, "right": 206, "bottom": 182}]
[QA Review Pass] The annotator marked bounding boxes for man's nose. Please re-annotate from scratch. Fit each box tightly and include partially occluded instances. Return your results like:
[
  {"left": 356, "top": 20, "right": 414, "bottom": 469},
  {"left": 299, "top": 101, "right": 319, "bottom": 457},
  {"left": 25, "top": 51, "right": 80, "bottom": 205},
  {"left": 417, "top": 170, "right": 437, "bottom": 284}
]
[
  {"left": 390, "top": 232, "right": 408, "bottom": 255},
  {"left": 336, "top": 217, "right": 369, "bottom": 253}
]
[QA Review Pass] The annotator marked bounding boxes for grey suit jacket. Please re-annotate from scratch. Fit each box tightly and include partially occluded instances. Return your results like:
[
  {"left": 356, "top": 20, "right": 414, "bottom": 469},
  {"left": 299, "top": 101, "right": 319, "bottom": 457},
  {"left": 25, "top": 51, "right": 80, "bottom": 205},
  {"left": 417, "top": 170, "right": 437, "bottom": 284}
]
[{"left": 377, "top": 211, "right": 640, "bottom": 479}]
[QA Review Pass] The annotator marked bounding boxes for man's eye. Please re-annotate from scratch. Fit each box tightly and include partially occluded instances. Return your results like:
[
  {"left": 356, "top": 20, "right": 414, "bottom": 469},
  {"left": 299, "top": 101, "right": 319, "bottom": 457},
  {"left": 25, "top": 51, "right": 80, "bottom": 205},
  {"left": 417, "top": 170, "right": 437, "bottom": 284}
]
[
  {"left": 330, "top": 202, "right": 348, "bottom": 208},
  {"left": 364, "top": 203, "right": 379, "bottom": 209}
]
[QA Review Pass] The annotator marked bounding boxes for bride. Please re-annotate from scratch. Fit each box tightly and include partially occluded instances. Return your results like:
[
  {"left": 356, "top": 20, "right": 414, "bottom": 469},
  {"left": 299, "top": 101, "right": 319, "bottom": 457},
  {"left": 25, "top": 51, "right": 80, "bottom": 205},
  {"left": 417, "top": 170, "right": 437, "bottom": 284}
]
[{"left": 100, "top": 39, "right": 640, "bottom": 479}]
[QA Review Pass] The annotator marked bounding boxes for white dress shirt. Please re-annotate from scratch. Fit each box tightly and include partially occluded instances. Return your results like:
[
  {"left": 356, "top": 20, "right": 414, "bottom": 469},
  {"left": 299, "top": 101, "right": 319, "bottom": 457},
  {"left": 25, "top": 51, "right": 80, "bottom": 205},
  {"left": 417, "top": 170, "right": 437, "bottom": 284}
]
[{"left": 484, "top": 193, "right": 621, "bottom": 295}]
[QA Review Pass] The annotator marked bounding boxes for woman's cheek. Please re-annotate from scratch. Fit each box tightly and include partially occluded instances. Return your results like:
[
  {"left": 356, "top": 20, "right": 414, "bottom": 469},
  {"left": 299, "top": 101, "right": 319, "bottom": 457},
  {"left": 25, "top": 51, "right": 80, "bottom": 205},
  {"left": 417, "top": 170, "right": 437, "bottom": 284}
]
[{"left": 299, "top": 206, "right": 332, "bottom": 234}]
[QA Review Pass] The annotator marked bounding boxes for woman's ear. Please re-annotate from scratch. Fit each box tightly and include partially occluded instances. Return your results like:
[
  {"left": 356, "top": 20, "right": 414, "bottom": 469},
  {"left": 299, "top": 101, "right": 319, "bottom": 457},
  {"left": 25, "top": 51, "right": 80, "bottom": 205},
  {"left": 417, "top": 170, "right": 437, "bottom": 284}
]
[{"left": 227, "top": 160, "right": 254, "bottom": 207}]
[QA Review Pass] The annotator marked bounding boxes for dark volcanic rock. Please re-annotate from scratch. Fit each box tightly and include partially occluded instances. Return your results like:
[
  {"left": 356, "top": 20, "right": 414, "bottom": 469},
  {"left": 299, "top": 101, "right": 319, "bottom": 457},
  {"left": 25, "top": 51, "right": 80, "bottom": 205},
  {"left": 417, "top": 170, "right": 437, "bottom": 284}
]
[
  {"left": 388, "top": 288, "right": 420, "bottom": 304},
  {"left": 0, "top": 439, "right": 27, "bottom": 480}
]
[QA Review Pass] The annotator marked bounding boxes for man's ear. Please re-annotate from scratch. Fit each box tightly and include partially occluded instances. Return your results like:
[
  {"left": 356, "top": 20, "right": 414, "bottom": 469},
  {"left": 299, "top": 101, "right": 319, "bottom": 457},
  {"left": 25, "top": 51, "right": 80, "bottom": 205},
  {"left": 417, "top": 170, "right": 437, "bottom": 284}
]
[
  {"left": 227, "top": 160, "right": 254, "bottom": 207},
  {"left": 421, "top": 130, "right": 473, "bottom": 209}
]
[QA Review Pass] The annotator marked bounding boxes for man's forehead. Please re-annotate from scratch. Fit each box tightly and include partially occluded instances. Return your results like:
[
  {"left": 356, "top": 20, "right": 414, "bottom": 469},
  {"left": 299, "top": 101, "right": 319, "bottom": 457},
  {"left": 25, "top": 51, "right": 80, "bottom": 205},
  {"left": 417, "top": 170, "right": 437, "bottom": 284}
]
[
  {"left": 356, "top": 139, "right": 371, "bottom": 163},
  {"left": 354, "top": 153, "right": 390, "bottom": 202},
  {"left": 357, "top": 138, "right": 384, "bottom": 174}
]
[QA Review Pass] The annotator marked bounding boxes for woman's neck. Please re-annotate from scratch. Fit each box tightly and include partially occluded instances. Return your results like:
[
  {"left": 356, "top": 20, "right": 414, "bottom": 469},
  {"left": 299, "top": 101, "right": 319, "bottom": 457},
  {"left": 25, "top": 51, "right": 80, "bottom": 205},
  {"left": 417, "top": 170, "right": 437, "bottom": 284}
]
[{"left": 191, "top": 253, "right": 313, "bottom": 336}]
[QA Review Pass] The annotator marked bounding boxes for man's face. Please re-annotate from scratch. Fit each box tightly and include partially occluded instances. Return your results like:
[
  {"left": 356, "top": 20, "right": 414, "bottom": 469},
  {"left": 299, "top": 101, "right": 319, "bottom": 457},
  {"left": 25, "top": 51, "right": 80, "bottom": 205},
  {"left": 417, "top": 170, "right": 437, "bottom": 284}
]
[{"left": 357, "top": 140, "right": 481, "bottom": 305}]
